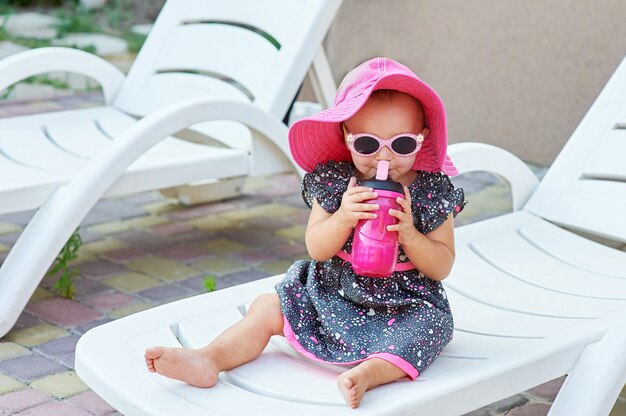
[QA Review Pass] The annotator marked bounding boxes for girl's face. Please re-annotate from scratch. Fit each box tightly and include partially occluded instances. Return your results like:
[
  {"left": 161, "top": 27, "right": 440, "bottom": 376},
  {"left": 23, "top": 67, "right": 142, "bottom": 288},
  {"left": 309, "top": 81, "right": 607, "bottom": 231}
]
[{"left": 343, "top": 92, "right": 429, "bottom": 186}]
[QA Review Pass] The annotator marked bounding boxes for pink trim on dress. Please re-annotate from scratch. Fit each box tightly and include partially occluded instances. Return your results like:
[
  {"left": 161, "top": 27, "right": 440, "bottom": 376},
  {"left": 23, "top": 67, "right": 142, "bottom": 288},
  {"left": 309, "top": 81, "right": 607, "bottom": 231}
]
[{"left": 282, "top": 317, "right": 420, "bottom": 380}]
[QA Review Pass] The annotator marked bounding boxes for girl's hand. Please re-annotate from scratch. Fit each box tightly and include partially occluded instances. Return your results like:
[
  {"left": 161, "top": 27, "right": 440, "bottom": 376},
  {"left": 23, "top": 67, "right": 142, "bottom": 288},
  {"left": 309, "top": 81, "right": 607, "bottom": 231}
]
[
  {"left": 387, "top": 186, "right": 418, "bottom": 244},
  {"left": 336, "top": 177, "right": 379, "bottom": 228}
]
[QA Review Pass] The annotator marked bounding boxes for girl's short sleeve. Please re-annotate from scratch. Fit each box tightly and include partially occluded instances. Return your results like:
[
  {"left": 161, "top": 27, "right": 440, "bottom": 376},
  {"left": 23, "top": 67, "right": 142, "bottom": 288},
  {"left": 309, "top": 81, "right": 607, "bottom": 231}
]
[
  {"left": 301, "top": 161, "right": 354, "bottom": 213},
  {"left": 411, "top": 172, "right": 466, "bottom": 234}
]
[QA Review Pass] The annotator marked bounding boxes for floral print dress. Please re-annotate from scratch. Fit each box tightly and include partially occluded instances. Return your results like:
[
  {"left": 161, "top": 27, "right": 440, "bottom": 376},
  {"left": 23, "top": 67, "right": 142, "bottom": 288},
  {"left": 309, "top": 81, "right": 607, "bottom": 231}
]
[{"left": 275, "top": 161, "right": 466, "bottom": 379}]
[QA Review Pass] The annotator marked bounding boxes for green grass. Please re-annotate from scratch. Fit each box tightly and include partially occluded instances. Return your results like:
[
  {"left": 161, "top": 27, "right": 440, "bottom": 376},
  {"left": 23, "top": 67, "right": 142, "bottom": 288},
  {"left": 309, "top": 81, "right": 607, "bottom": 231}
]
[{"left": 48, "top": 229, "right": 83, "bottom": 300}]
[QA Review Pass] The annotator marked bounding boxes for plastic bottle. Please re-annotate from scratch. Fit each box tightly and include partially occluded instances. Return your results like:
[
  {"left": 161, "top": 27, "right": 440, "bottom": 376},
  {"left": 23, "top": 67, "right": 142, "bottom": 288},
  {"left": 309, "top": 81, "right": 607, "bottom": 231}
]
[{"left": 351, "top": 161, "right": 403, "bottom": 278}]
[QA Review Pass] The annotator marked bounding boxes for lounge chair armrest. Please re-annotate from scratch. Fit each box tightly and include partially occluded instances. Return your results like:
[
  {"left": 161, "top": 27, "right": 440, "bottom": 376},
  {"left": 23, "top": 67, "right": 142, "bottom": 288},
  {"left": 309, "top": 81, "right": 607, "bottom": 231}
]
[
  {"left": 0, "top": 47, "right": 126, "bottom": 104},
  {"left": 448, "top": 142, "right": 539, "bottom": 211}
]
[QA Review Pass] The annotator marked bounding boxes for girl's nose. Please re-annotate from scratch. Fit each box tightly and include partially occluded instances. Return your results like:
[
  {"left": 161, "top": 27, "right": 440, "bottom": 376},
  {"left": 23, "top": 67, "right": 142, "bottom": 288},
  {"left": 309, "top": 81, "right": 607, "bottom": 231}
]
[{"left": 376, "top": 145, "right": 393, "bottom": 160}]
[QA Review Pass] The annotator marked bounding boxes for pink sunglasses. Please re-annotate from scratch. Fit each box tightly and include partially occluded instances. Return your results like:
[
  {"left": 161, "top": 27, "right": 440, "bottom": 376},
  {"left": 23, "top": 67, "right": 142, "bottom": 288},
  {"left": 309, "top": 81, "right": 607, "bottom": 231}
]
[{"left": 344, "top": 128, "right": 425, "bottom": 157}]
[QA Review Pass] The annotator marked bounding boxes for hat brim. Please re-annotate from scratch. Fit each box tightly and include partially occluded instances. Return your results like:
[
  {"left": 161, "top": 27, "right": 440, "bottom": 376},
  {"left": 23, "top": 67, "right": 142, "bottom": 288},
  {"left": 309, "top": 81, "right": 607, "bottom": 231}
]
[{"left": 288, "top": 74, "right": 458, "bottom": 176}]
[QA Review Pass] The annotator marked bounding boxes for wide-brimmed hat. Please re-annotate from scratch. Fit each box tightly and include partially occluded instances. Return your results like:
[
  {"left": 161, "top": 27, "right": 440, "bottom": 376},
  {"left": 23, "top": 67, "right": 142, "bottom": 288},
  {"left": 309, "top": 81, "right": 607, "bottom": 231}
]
[{"left": 288, "top": 57, "right": 458, "bottom": 175}]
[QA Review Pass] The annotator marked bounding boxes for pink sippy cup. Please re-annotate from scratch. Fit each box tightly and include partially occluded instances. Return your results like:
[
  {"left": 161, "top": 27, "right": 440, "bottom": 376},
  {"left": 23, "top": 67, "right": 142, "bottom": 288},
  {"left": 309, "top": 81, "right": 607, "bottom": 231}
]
[{"left": 351, "top": 161, "right": 404, "bottom": 278}]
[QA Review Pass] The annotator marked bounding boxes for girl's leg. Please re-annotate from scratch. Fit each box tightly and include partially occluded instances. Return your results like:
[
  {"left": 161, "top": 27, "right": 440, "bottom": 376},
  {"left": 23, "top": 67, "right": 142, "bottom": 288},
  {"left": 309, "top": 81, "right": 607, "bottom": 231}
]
[
  {"left": 337, "top": 358, "right": 407, "bottom": 408},
  {"left": 145, "top": 293, "right": 284, "bottom": 387}
]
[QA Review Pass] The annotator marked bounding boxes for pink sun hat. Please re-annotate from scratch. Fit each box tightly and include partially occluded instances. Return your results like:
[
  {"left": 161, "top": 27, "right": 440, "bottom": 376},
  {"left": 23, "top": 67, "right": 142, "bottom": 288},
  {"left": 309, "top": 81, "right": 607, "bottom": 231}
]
[{"left": 288, "top": 57, "right": 458, "bottom": 176}]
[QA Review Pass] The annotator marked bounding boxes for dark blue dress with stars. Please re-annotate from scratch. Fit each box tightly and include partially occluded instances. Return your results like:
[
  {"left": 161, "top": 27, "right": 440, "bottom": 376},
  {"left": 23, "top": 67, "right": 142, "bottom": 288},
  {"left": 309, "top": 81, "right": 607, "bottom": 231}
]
[{"left": 275, "top": 161, "right": 466, "bottom": 379}]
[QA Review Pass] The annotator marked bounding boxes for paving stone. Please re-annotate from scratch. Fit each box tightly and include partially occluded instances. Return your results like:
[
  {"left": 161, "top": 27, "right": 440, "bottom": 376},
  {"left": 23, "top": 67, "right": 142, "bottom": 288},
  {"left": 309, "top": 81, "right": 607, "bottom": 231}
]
[
  {"left": 108, "top": 302, "right": 152, "bottom": 319},
  {"left": 75, "top": 260, "right": 128, "bottom": 278},
  {"left": 251, "top": 203, "right": 303, "bottom": 218},
  {"left": 526, "top": 376, "right": 566, "bottom": 401},
  {"left": 460, "top": 184, "right": 512, "bottom": 222},
  {"left": 142, "top": 200, "right": 186, "bottom": 215},
  {"left": 53, "top": 33, "right": 128, "bottom": 56},
  {"left": 3, "top": 12, "right": 59, "bottom": 39},
  {"left": 193, "top": 257, "right": 247, "bottom": 275},
  {"left": 83, "top": 292, "right": 135, "bottom": 311},
  {"left": 12, "top": 312, "right": 40, "bottom": 330},
  {"left": 27, "top": 298, "right": 103, "bottom": 327},
  {"left": 137, "top": 283, "right": 189, "bottom": 303},
  {"left": 59, "top": 352, "right": 76, "bottom": 369},
  {"left": 285, "top": 209, "right": 311, "bottom": 224},
  {"left": 275, "top": 225, "right": 306, "bottom": 241},
  {"left": 72, "top": 228, "right": 101, "bottom": 244},
  {"left": 26, "top": 287, "right": 55, "bottom": 304},
  {"left": 0, "top": 389, "right": 50, "bottom": 413},
  {"left": 243, "top": 216, "right": 292, "bottom": 231},
  {"left": 34, "top": 335, "right": 80, "bottom": 358},
  {"left": 93, "top": 199, "right": 148, "bottom": 219},
  {"left": 217, "top": 228, "right": 286, "bottom": 247},
  {"left": 506, "top": 403, "right": 551, "bottom": 416},
  {"left": 72, "top": 279, "right": 114, "bottom": 299},
  {"left": 149, "top": 222, "right": 194, "bottom": 236},
  {"left": 0, "top": 242, "right": 8, "bottom": 253},
  {"left": 31, "top": 371, "right": 88, "bottom": 399},
  {"left": 100, "top": 246, "right": 148, "bottom": 263},
  {"left": 156, "top": 245, "right": 211, "bottom": 262},
  {"left": 267, "top": 242, "right": 308, "bottom": 258},
  {"left": 0, "top": 355, "right": 66, "bottom": 383},
  {"left": 122, "top": 191, "right": 162, "bottom": 206},
  {"left": 218, "top": 270, "right": 268, "bottom": 289},
  {"left": 66, "top": 390, "right": 117, "bottom": 416},
  {"left": 0, "top": 221, "right": 20, "bottom": 236},
  {"left": 167, "top": 201, "right": 236, "bottom": 221},
  {"left": 101, "top": 272, "right": 162, "bottom": 293},
  {"left": 69, "top": 252, "right": 98, "bottom": 265},
  {"left": 176, "top": 275, "right": 210, "bottom": 293},
  {"left": 80, "top": 210, "right": 119, "bottom": 227},
  {"left": 216, "top": 208, "right": 264, "bottom": 222},
  {"left": 127, "top": 256, "right": 199, "bottom": 281},
  {"left": 87, "top": 220, "right": 135, "bottom": 235},
  {"left": 186, "top": 215, "right": 236, "bottom": 232},
  {"left": 114, "top": 230, "right": 171, "bottom": 250},
  {"left": 196, "top": 238, "right": 249, "bottom": 255},
  {"left": 4, "top": 323, "right": 69, "bottom": 347},
  {"left": 19, "top": 401, "right": 91, "bottom": 416},
  {"left": 74, "top": 318, "right": 113, "bottom": 335},
  {"left": 231, "top": 249, "right": 280, "bottom": 264},
  {"left": 0, "top": 373, "right": 25, "bottom": 394},
  {"left": 81, "top": 239, "right": 130, "bottom": 255},
  {"left": 0, "top": 342, "right": 29, "bottom": 361},
  {"left": 0, "top": 232, "right": 19, "bottom": 245},
  {"left": 123, "top": 215, "right": 169, "bottom": 229},
  {"left": 257, "top": 259, "right": 293, "bottom": 275},
  {"left": 231, "top": 194, "right": 271, "bottom": 208},
  {"left": 279, "top": 192, "right": 309, "bottom": 208}
]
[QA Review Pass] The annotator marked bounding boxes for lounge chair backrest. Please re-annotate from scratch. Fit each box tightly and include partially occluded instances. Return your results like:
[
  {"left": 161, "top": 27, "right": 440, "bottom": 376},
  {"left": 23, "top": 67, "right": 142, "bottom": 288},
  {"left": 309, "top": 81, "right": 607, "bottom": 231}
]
[
  {"left": 114, "top": 0, "right": 341, "bottom": 120},
  {"left": 525, "top": 57, "right": 626, "bottom": 243}
]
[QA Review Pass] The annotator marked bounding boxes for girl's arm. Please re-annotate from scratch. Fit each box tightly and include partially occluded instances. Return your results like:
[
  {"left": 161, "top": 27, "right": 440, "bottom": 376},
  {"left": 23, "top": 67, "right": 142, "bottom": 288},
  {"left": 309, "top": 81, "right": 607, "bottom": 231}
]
[
  {"left": 306, "top": 177, "right": 378, "bottom": 261},
  {"left": 387, "top": 187, "right": 456, "bottom": 281}
]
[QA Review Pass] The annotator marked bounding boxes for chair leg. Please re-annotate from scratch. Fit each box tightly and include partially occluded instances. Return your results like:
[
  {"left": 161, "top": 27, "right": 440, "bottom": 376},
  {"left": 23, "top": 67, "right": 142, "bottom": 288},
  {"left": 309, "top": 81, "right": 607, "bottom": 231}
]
[
  {"left": 548, "top": 306, "right": 626, "bottom": 416},
  {"left": 0, "top": 186, "right": 94, "bottom": 337}
]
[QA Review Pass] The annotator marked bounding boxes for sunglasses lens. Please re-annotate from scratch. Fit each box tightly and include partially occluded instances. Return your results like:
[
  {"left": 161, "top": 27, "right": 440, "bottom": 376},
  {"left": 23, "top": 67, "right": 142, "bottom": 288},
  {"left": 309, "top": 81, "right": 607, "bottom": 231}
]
[
  {"left": 391, "top": 136, "right": 418, "bottom": 154},
  {"left": 353, "top": 136, "right": 380, "bottom": 155}
]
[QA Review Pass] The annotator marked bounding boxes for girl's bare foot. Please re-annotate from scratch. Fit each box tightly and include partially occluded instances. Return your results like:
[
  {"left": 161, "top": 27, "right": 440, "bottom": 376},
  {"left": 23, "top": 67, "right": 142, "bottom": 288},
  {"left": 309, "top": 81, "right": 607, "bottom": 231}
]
[
  {"left": 337, "top": 368, "right": 370, "bottom": 409},
  {"left": 144, "top": 346, "right": 219, "bottom": 388}
]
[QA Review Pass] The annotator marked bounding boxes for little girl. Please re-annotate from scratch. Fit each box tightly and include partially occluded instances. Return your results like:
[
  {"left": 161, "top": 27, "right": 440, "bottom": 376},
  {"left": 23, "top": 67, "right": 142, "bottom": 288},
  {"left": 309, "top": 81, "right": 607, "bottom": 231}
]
[{"left": 145, "top": 57, "right": 466, "bottom": 409}]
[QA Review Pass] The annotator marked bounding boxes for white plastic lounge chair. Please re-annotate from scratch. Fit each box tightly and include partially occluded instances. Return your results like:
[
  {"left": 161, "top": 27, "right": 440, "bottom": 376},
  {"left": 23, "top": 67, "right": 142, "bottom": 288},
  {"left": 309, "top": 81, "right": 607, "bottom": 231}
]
[
  {"left": 75, "top": 53, "right": 626, "bottom": 415},
  {"left": 0, "top": 0, "right": 342, "bottom": 337}
]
